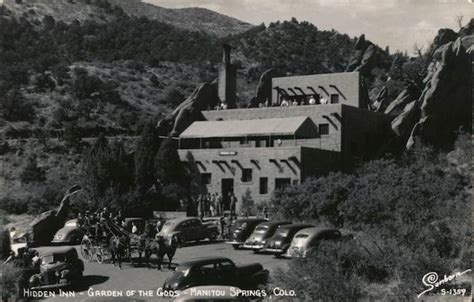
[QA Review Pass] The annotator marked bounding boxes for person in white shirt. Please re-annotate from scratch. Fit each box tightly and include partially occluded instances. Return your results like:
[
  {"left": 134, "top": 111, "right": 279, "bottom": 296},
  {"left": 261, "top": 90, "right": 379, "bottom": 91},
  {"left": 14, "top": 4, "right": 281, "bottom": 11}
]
[
  {"left": 280, "top": 99, "right": 289, "bottom": 107},
  {"left": 292, "top": 100, "right": 298, "bottom": 106},
  {"left": 309, "top": 96, "right": 316, "bottom": 105},
  {"left": 131, "top": 222, "right": 138, "bottom": 234},
  {"left": 320, "top": 96, "right": 328, "bottom": 104}
]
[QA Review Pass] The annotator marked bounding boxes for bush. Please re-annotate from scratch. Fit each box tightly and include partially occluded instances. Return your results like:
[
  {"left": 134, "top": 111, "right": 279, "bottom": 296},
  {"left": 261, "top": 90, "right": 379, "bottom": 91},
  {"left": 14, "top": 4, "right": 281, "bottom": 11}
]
[
  {"left": 270, "top": 135, "right": 471, "bottom": 299},
  {"left": 0, "top": 263, "right": 21, "bottom": 301},
  {"left": 20, "top": 154, "right": 46, "bottom": 184}
]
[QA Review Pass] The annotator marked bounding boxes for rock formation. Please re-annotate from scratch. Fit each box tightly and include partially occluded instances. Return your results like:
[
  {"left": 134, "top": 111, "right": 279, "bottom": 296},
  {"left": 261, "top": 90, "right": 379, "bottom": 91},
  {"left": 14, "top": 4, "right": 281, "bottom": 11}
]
[
  {"left": 345, "top": 34, "right": 390, "bottom": 77},
  {"left": 384, "top": 82, "right": 421, "bottom": 117},
  {"left": 406, "top": 38, "right": 471, "bottom": 149},
  {"left": 157, "top": 80, "right": 220, "bottom": 137},
  {"left": 248, "top": 69, "right": 274, "bottom": 108},
  {"left": 27, "top": 185, "right": 81, "bottom": 246},
  {"left": 389, "top": 37, "right": 471, "bottom": 150}
]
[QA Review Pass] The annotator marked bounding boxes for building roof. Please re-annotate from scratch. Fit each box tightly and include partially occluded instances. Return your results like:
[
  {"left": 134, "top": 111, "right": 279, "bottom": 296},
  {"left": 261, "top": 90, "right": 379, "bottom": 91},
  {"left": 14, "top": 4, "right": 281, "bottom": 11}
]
[{"left": 180, "top": 116, "right": 317, "bottom": 139}]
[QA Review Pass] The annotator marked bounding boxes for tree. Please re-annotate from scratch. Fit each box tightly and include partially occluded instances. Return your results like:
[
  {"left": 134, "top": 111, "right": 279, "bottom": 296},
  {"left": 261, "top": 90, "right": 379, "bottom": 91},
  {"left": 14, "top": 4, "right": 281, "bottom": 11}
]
[
  {"left": 240, "top": 188, "right": 255, "bottom": 216},
  {"left": 154, "top": 137, "right": 186, "bottom": 186},
  {"left": 20, "top": 155, "right": 46, "bottom": 183},
  {"left": 134, "top": 120, "right": 161, "bottom": 190}
]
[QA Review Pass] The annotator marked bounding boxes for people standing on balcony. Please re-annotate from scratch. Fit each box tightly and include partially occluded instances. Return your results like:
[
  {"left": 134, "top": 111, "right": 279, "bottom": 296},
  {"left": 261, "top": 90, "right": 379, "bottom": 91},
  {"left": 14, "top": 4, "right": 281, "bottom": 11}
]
[
  {"left": 264, "top": 99, "right": 269, "bottom": 107},
  {"left": 309, "top": 95, "right": 317, "bottom": 105},
  {"left": 292, "top": 100, "right": 298, "bottom": 106},
  {"left": 220, "top": 102, "right": 228, "bottom": 110},
  {"left": 280, "top": 98, "right": 289, "bottom": 107},
  {"left": 320, "top": 96, "right": 328, "bottom": 104}
]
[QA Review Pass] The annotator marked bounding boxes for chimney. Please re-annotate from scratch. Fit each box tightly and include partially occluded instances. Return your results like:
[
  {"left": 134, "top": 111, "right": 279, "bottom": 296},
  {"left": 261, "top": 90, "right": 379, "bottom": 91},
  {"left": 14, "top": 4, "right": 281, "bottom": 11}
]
[
  {"left": 218, "top": 44, "right": 237, "bottom": 108},
  {"left": 223, "top": 43, "right": 231, "bottom": 64}
]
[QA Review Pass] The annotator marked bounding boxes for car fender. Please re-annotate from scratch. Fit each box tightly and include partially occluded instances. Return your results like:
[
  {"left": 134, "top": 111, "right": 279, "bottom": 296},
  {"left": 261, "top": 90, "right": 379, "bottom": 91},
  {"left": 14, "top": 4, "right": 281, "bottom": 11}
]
[
  {"left": 250, "top": 269, "right": 269, "bottom": 285},
  {"left": 167, "top": 231, "right": 184, "bottom": 243}
]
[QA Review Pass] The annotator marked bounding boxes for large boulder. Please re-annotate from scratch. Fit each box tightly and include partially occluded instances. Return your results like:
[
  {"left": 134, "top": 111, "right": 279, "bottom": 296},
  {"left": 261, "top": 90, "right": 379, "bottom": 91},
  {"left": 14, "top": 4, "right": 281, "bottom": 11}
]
[
  {"left": 26, "top": 185, "right": 81, "bottom": 246},
  {"left": 428, "top": 28, "right": 458, "bottom": 57},
  {"left": 345, "top": 34, "right": 390, "bottom": 77},
  {"left": 249, "top": 69, "right": 274, "bottom": 108},
  {"left": 406, "top": 38, "right": 471, "bottom": 149},
  {"left": 157, "top": 80, "right": 220, "bottom": 137},
  {"left": 384, "top": 82, "right": 421, "bottom": 117}
]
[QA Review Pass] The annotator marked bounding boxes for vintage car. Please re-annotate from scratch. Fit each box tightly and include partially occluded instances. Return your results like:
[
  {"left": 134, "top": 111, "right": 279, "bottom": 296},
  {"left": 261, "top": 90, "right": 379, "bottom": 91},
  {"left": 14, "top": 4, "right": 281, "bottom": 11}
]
[
  {"left": 158, "top": 217, "right": 219, "bottom": 245},
  {"left": 172, "top": 285, "right": 249, "bottom": 301},
  {"left": 52, "top": 219, "right": 85, "bottom": 244},
  {"left": 226, "top": 218, "right": 268, "bottom": 249},
  {"left": 242, "top": 221, "right": 291, "bottom": 252},
  {"left": 285, "top": 227, "right": 342, "bottom": 258},
  {"left": 261, "top": 223, "right": 314, "bottom": 257},
  {"left": 163, "top": 257, "right": 268, "bottom": 291},
  {"left": 28, "top": 247, "right": 84, "bottom": 289}
]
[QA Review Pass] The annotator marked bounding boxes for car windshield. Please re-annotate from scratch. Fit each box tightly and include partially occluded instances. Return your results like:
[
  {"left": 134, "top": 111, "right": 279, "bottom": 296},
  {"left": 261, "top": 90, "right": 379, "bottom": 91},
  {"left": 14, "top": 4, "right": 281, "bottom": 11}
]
[
  {"left": 161, "top": 221, "right": 175, "bottom": 232},
  {"left": 41, "top": 255, "right": 55, "bottom": 264},
  {"left": 174, "top": 267, "right": 191, "bottom": 281},
  {"left": 234, "top": 221, "right": 247, "bottom": 229},
  {"left": 274, "top": 228, "right": 290, "bottom": 237},
  {"left": 295, "top": 233, "right": 309, "bottom": 239},
  {"left": 254, "top": 225, "right": 269, "bottom": 232}
]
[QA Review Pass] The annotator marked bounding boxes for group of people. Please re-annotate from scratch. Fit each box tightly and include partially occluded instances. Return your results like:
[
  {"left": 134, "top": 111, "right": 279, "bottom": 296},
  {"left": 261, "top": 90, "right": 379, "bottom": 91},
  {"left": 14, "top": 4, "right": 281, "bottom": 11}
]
[
  {"left": 187, "top": 192, "right": 239, "bottom": 219},
  {"left": 279, "top": 94, "right": 328, "bottom": 107}
]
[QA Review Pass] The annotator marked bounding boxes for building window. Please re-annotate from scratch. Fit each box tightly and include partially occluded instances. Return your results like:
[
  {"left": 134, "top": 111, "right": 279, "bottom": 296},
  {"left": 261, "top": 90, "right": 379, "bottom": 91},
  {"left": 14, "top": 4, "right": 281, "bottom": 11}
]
[
  {"left": 201, "top": 173, "right": 211, "bottom": 185},
  {"left": 330, "top": 94, "right": 339, "bottom": 104},
  {"left": 259, "top": 177, "right": 268, "bottom": 194},
  {"left": 241, "top": 169, "right": 252, "bottom": 182},
  {"left": 319, "top": 124, "right": 329, "bottom": 135},
  {"left": 275, "top": 178, "right": 291, "bottom": 190}
]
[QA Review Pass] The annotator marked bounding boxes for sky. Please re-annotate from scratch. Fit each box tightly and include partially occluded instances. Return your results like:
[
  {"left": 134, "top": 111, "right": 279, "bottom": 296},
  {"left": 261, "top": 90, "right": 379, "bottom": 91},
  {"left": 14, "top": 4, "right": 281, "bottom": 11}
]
[{"left": 146, "top": 0, "right": 474, "bottom": 53}]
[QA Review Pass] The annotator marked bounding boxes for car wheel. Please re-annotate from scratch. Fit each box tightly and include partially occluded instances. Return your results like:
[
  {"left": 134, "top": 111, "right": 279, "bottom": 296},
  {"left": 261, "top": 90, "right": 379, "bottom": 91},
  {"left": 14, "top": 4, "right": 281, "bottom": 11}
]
[
  {"left": 232, "top": 244, "right": 240, "bottom": 250},
  {"left": 253, "top": 249, "right": 260, "bottom": 254},
  {"left": 274, "top": 253, "right": 282, "bottom": 258}
]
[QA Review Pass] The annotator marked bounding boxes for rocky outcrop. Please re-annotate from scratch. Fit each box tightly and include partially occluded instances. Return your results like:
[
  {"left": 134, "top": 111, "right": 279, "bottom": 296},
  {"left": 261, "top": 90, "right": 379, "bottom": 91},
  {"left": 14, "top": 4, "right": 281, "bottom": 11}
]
[
  {"left": 157, "top": 80, "right": 219, "bottom": 136},
  {"left": 373, "top": 87, "right": 389, "bottom": 112},
  {"left": 27, "top": 185, "right": 81, "bottom": 246},
  {"left": 401, "top": 38, "right": 471, "bottom": 149},
  {"left": 428, "top": 28, "right": 458, "bottom": 57},
  {"left": 250, "top": 69, "right": 274, "bottom": 108},
  {"left": 385, "top": 82, "right": 421, "bottom": 117},
  {"left": 345, "top": 34, "right": 390, "bottom": 77}
]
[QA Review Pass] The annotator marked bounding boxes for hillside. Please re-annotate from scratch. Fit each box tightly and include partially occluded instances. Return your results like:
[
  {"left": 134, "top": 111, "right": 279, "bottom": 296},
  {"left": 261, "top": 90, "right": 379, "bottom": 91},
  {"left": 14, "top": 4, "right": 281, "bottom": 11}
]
[{"left": 2, "top": 0, "right": 253, "bottom": 37}]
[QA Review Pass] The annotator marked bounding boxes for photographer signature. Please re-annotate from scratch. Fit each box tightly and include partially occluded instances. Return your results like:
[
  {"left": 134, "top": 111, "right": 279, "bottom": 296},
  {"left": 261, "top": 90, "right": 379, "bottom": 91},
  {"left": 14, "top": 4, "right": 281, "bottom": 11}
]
[{"left": 417, "top": 269, "right": 471, "bottom": 298}]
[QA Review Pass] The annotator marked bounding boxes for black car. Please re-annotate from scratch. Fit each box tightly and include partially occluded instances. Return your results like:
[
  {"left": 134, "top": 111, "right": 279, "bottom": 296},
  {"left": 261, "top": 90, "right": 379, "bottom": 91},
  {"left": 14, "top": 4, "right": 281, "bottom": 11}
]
[
  {"left": 163, "top": 257, "right": 268, "bottom": 291},
  {"left": 226, "top": 218, "right": 267, "bottom": 250},
  {"left": 261, "top": 224, "right": 314, "bottom": 257}
]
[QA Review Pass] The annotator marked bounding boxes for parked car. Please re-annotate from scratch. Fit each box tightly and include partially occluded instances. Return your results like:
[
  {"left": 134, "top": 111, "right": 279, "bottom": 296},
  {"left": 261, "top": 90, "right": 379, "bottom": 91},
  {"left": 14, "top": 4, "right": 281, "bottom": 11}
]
[
  {"left": 261, "top": 223, "right": 314, "bottom": 257},
  {"left": 226, "top": 218, "right": 267, "bottom": 250},
  {"left": 172, "top": 285, "right": 249, "bottom": 301},
  {"left": 158, "top": 217, "right": 219, "bottom": 245},
  {"left": 285, "top": 227, "right": 342, "bottom": 258},
  {"left": 242, "top": 221, "right": 291, "bottom": 252},
  {"left": 163, "top": 257, "right": 268, "bottom": 291},
  {"left": 28, "top": 247, "right": 84, "bottom": 289},
  {"left": 52, "top": 219, "right": 85, "bottom": 244}
]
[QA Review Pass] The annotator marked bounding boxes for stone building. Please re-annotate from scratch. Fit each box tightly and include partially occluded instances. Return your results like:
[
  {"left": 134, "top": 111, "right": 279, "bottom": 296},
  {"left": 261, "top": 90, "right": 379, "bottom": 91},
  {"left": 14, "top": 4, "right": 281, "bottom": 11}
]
[{"left": 177, "top": 50, "right": 390, "bottom": 211}]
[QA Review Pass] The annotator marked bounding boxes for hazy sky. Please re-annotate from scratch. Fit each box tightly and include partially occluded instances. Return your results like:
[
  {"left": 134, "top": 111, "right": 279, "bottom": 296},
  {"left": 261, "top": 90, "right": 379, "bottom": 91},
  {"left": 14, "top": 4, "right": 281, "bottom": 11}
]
[{"left": 147, "top": 0, "right": 474, "bottom": 53}]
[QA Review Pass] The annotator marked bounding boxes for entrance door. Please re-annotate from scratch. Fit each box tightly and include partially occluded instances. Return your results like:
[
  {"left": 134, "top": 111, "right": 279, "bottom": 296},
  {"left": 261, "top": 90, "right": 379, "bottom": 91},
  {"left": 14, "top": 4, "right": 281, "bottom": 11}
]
[{"left": 221, "top": 179, "right": 234, "bottom": 211}]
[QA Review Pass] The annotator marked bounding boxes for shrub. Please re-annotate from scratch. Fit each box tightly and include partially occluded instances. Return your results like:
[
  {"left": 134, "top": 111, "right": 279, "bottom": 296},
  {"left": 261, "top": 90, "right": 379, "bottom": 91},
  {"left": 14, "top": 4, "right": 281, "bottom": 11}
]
[
  {"left": 0, "top": 263, "right": 21, "bottom": 301},
  {"left": 20, "top": 155, "right": 46, "bottom": 184}
]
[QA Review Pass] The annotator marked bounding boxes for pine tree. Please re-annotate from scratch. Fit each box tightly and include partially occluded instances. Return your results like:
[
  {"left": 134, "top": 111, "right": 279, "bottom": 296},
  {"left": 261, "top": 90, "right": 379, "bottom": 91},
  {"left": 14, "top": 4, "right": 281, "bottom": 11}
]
[
  {"left": 154, "top": 137, "right": 186, "bottom": 186},
  {"left": 134, "top": 120, "right": 161, "bottom": 191}
]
